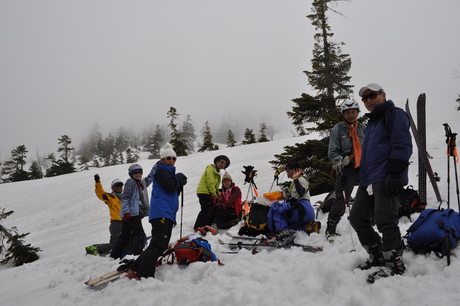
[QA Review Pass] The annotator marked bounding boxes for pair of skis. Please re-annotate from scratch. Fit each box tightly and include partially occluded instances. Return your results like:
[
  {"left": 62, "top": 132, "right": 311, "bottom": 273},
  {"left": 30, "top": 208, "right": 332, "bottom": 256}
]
[
  {"left": 405, "top": 97, "right": 443, "bottom": 203},
  {"left": 220, "top": 232, "right": 323, "bottom": 253}
]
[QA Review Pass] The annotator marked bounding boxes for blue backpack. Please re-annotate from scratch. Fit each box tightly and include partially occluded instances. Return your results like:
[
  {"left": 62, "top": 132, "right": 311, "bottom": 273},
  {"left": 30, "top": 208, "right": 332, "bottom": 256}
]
[{"left": 405, "top": 208, "right": 460, "bottom": 265}]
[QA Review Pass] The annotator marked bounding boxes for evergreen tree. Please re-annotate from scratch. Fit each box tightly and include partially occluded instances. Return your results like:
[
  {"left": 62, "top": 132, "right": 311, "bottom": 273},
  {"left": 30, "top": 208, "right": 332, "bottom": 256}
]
[
  {"left": 0, "top": 208, "right": 41, "bottom": 266},
  {"left": 167, "top": 107, "right": 189, "bottom": 156},
  {"left": 272, "top": 0, "right": 353, "bottom": 195},
  {"left": 198, "top": 121, "right": 219, "bottom": 152},
  {"left": 45, "top": 136, "right": 76, "bottom": 177},
  {"left": 78, "top": 156, "right": 91, "bottom": 171},
  {"left": 99, "top": 134, "right": 117, "bottom": 166},
  {"left": 28, "top": 161, "right": 43, "bottom": 179},
  {"left": 147, "top": 125, "right": 165, "bottom": 159},
  {"left": 126, "top": 147, "right": 139, "bottom": 163},
  {"left": 226, "top": 129, "right": 237, "bottom": 147},
  {"left": 114, "top": 127, "right": 130, "bottom": 153},
  {"left": 241, "top": 128, "right": 257, "bottom": 145},
  {"left": 3, "top": 145, "right": 30, "bottom": 182},
  {"left": 258, "top": 123, "right": 270, "bottom": 143},
  {"left": 181, "top": 115, "right": 197, "bottom": 154},
  {"left": 456, "top": 94, "right": 460, "bottom": 111},
  {"left": 77, "top": 123, "right": 103, "bottom": 160}
]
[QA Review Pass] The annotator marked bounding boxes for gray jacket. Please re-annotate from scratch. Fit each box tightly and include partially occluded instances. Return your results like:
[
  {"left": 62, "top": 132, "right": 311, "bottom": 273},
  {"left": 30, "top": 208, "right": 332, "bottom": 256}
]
[{"left": 328, "top": 121, "right": 366, "bottom": 162}]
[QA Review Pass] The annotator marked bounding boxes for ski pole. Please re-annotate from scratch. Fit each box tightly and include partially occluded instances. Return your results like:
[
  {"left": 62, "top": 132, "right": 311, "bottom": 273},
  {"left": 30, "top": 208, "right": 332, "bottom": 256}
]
[
  {"left": 179, "top": 187, "right": 184, "bottom": 238},
  {"left": 444, "top": 123, "right": 452, "bottom": 208},
  {"left": 450, "top": 132, "right": 460, "bottom": 210}
]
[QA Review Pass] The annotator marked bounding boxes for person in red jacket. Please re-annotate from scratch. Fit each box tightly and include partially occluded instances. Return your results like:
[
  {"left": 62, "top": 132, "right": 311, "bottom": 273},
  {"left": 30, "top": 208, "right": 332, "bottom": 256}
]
[{"left": 197, "top": 172, "right": 242, "bottom": 235}]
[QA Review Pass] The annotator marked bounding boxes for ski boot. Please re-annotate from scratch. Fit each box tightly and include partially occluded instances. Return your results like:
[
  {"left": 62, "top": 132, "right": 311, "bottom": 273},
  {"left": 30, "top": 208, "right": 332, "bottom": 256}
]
[
  {"left": 357, "top": 242, "right": 385, "bottom": 270},
  {"left": 325, "top": 221, "right": 340, "bottom": 242},
  {"left": 367, "top": 246, "right": 405, "bottom": 283}
]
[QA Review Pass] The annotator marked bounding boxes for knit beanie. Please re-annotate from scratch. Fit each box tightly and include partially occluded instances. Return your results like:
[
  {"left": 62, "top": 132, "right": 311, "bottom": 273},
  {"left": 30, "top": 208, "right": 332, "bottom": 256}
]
[
  {"left": 160, "top": 142, "right": 177, "bottom": 158},
  {"left": 222, "top": 172, "right": 232, "bottom": 182}
]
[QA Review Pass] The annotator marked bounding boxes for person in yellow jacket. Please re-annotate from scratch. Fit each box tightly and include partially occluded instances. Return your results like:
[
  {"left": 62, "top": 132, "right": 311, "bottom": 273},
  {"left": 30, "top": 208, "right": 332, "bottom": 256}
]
[
  {"left": 193, "top": 155, "right": 230, "bottom": 230},
  {"left": 85, "top": 174, "right": 124, "bottom": 256}
]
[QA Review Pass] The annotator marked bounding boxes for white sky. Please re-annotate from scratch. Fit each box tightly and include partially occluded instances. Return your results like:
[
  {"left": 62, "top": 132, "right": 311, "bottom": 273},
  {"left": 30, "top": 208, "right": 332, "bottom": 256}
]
[{"left": 1, "top": 0, "right": 459, "bottom": 160}]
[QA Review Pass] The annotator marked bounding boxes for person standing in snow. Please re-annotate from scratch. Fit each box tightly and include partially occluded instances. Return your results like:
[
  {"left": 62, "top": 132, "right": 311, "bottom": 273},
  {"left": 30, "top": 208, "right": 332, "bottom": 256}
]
[
  {"left": 267, "top": 161, "right": 315, "bottom": 234},
  {"left": 110, "top": 163, "right": 152, "bottom": 259},
  {"left": 85, "top": 175, "right": 124, "bottom": 255},
  {"left": 325, "top": 100, "right": 366, "bottom": 242},
  {"left": 126, "top": 143, "right": 187, "bottom": 279},
  {"left": 349, "top": 83, "right": 412, "bottom": 282},
  {"left": 196, "top": 172, "right": 242, "bottom": 235},
  {"left": 193, "top": 155, "right": 230, "bottom": 231}
]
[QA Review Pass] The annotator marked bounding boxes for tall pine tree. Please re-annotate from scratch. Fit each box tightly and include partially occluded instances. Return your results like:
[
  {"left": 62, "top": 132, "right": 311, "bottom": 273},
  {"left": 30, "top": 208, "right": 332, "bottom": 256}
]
[
  {"left": 198, "top": 121, "right": 219, "bottom": 152},
  {"left": 272, "top": 0, "right": 353, "bottom": 195}
]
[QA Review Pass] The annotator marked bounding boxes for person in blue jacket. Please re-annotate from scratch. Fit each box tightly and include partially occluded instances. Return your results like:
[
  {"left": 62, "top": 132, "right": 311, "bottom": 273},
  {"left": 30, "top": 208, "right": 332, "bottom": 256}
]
[
  {"left": 126, "top": 143, "right": 187, "bottom": 279},
  {"left": 349, "top": 83, "right": 412, "bottom": 282}
]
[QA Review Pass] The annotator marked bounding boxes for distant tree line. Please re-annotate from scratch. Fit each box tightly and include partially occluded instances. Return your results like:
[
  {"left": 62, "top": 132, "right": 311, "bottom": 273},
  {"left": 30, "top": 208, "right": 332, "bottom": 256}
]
[{"left": 0, "top": 106, "right": 277, "bottom": 184}]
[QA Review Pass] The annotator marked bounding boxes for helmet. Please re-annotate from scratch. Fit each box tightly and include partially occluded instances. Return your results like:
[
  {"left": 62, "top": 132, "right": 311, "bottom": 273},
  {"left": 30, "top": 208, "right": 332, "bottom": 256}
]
[
  {"left": 128, "top": 164, "right": 143, "bottom": 177},
  {"left": 341, "top": 100, "right": 360, "bottom": 113},
  {"left": 213, "top": 155, "right": 230, "bottom": 169},
  {"left": 111, "top": 179, "right": 123, "bottom": 188}
]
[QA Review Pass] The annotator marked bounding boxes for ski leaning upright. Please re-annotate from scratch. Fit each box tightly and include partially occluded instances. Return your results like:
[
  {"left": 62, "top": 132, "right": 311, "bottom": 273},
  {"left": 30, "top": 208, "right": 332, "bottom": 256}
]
[{"left": 405, "top": 100, "right": 443, "bottom": 203}]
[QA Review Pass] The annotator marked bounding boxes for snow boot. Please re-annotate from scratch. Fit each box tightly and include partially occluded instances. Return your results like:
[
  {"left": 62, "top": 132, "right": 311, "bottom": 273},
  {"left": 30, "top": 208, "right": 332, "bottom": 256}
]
[
  {"left": 325, "top": 221, "right": 340, "bottom": 242},
  {"left": 357, "top": 242, "right": 384, "bottom": 270},
  {"left": 367, "top": 247, "right": 405, "bottom": 283}
]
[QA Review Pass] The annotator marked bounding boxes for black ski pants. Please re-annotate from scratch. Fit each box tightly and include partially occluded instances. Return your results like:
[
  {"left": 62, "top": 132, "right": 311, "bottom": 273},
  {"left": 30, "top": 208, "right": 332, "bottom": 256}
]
[
  {"left": 132, "top": 218, "right": 173, "bottom": 278},
  {"left": 194, "top": 194, "right": 213, "bottom": 229},
  {"left": 328, "top": 165, "right": 360, "bottom": 224},
  {"left": 110, "top": 216, "right": 145, "bottom": 259},
  {"left": 349, "top": 183, "right": 403, "bottom": 252},
  {"left": 203, "top": 205, "right": 237, "bottom": 229}
]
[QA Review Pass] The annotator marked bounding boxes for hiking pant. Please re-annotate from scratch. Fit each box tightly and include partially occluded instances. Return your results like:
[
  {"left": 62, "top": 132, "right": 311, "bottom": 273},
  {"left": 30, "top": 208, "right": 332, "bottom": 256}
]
[
  {"left": 132, "top": 218, "right": 173, "bottom": 278},
  {"left": 194, "top": 194, "right": 213, "bottom": 229},
  {"left": 349, "top": 183, "right": 403, "bottom": 251},
  {"left": 203, "top": 205, "right": 237, "bottom": 229},
  {"left": 109, "top": 220, "right": 122, "bottom": 244},
  {"left": 328, "top": 165, "right": 359, "bottom": 224},
  {"left": 110, "top": 216, "right": 145, "bottom": 259}
]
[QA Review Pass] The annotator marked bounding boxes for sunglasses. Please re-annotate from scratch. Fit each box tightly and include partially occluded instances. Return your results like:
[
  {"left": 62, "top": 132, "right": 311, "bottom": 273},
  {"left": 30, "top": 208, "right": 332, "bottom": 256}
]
[
  {"left": 166, "top": 156, "right": 177, "bottom": 161},
  {"left": 361, "top": 91, "right": 381, "bottom": 102},
  {"left": 132, "top": 170, "right": 143, "bottom": 175},
  {"left": 219, "top": 160, "right": 227, "bottom": 166},
  {"left": 112, "top": 183, "right": 123, "bottom": 188}
]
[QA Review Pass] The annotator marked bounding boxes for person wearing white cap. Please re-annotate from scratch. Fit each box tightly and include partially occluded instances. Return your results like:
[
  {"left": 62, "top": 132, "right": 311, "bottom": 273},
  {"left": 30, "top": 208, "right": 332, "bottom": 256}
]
[
  {"left": 126, "top": 142, "right": 187, "bottom": 279},
  {"left": 350, "top": 83, "right": 412, "bottom": 283}
]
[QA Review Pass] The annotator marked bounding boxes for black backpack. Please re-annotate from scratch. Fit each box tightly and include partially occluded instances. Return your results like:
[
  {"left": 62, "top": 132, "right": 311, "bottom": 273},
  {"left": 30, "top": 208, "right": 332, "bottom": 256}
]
[
  {"left": 238, "top": 203, "right": 270, "bottom": 237},
  {"left": 398, "top": 185, "right": 426, "bottom": 220}
]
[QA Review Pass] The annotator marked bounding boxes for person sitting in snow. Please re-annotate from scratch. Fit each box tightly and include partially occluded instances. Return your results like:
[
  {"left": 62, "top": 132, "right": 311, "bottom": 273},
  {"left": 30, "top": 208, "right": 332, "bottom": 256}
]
[
  {"left": 196, "top": 172, "right": 242, "bottom": 235},
  {"left": 267, "top": 161, "right": 315, "bottom": 235},
  {"left": 85, "top": 175, "right": 124, "bottom": 256}
]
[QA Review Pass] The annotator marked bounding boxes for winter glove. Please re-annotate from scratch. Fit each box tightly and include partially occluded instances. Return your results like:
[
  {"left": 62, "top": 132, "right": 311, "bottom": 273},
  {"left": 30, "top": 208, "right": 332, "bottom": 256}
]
[
  {"left": 94, "top": 174, "right": 100, "bottom": 183},
  {"left": 332, "top": 156, "right": 350, "bottom": 173},
  {"left": 123, "top": 213, "right": 131, "bottom": 223},
  {"left": 176, "top": 173, "right": 187, "bottom": 186},
  {"left": 384, "top": 158, "right": 409, "bottom": 196},
  {"left": 384, "top": 173, "right": 404, "bottom": 196}
]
